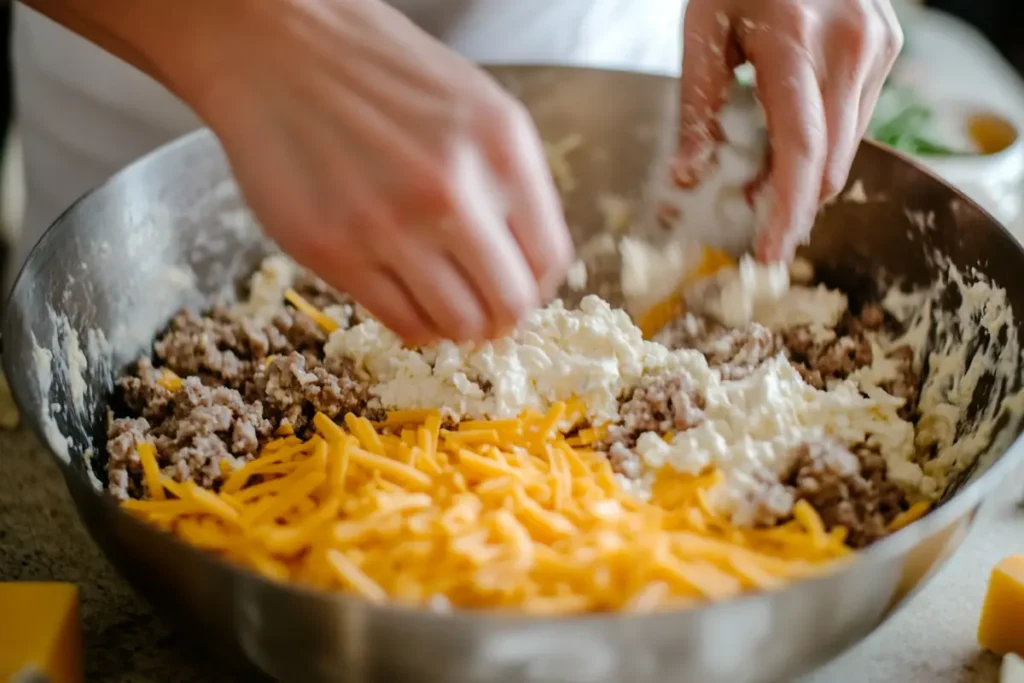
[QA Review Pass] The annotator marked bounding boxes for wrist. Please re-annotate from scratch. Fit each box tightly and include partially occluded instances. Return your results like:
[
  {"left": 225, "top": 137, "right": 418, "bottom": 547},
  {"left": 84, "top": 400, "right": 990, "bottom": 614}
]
[{"left": 129, "top": 0, "right": 250, "bottom": 113}]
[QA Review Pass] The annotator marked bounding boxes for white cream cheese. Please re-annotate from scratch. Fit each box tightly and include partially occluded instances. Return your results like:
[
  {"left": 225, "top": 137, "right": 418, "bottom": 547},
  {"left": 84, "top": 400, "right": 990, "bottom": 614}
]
[
  {"left": 235, "top": 254, "right": 296, "bottom": 324},
  {"left": 326, "top": 295, "right": 667, "bottom": 426},
  {"left": 645, "top": 82, "right": 768, "bottom": 256},
  {"left": 618, "top": 236, "right": 694, "bottom": 315},
  {"left": 566, "top": 259, "right": 588, "bottom": 292},
  {"left": 687, "top": 255, "right": 790, "bottom": 327}
]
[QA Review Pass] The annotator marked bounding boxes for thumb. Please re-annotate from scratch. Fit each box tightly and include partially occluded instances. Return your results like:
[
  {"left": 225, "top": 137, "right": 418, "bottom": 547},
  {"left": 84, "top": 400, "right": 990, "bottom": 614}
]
[{"left": 676, "top": 2, "right": 738, "bottom": 188}]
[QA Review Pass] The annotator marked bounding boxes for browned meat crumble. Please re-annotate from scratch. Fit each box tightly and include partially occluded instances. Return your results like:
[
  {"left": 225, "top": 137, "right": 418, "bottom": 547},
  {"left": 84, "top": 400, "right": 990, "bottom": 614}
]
[{"left": 106, "top": 272, "right": 369, "bottom": 500}]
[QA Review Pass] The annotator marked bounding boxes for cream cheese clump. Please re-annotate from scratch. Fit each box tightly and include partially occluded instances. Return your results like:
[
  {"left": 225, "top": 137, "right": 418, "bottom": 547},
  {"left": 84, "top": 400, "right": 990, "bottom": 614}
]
[
  {"left": 688, "top": 255, "right": 790, "bottom": 327},
  {"left": 326, "top": 295, "right": 671, "bottom": 424},
  {"left": 235, "top": 254, "right": 296, "bottom": 325}
]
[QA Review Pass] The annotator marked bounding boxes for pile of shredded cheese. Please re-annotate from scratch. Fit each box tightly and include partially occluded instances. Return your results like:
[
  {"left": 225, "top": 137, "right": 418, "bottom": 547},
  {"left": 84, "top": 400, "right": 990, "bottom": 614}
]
[{"left": 125, "top": 406, "right": 852, "bottom": 614}]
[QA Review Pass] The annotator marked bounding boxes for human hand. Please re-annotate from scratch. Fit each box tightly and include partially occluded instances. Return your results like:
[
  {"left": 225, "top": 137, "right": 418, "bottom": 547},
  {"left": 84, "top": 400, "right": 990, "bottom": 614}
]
[
  {"left": 675, "top": 0, "right": 903, "bottom": 262},
  {"left": 176, "top": 0, "right": 572, "bottom": 345}
]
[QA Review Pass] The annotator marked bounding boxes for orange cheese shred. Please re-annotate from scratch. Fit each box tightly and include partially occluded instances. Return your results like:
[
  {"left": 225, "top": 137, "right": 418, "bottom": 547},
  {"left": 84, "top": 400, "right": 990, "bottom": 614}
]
[
  {"left": 157, "top": 370, "right": 182, "bottom": 393},
  {"left": 123, "top": 407, "right": 851, "bottom": 614},
  {"left": 136, "top": 442, "right": 164, "bottom": 501},
  {"left": 284, "top": 288, "right": 340, "bottom": 333},
  {"left": 637, "top": 246, "right": 735, "bottom": 339},
  {"left": 887, "top": 500, "right": 931, "bottom": 532}
]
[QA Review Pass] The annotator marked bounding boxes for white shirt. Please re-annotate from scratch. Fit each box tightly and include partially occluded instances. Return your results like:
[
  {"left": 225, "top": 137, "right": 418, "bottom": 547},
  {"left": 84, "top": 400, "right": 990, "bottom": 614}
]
[{"left": 9, "top": 0, "right": 684, "bottom": 281}]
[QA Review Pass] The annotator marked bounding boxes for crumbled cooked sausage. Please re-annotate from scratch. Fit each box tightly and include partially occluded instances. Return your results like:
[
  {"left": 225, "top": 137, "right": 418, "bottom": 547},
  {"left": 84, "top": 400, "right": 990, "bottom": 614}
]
[
  {"left": 154, "top": 308, "right": 252, "bottom": 388},
  {"left": 153, "top": 303, "right": 339, "bottom": 389},
  {"left": 784, "top": 440, "right": 907, "bottom": 548},
  {"left": 118, "top": 358, "right": 174, "bottom": 421},
  {"left": 107, "top": 260, "right": 376, "bottom": 501},
  {"left": 782, "top": 326, "right": 872, "bottom": 389},
  {"left": 251, "top": 352, "right": 367, "bottom": 434},
  {"left": 656, "top": 314, "right": 780, "bottom": 380},
  {"left": 608, "top": 371, "right": 705, "bottom": 447},
  {"left": 780, "top": 304, "right": 891, "bottom": 390},
  {"left": 107, "top": 377, "right": 275, "bottom": 499},
  {"left": 106, "top": 416, "right": 153, "bottom": 500},
  {"left": 782, "top": 310, "right": 919, "bottom": 417},
  {"left": 601, "top": 371, "right": 705, "bottom": 477}
]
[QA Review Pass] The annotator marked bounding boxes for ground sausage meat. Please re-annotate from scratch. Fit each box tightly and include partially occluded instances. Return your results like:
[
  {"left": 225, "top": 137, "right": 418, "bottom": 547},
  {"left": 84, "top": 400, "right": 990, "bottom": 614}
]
[
  {"left": 118, "top": 357, "right": 175, "bottom": 421},
  {"left": 784, "top": 440, "right": 908, "bottom": 548},
  {"left": 601, "top": 370, "right": 706, "bottom": 477},
  {"left": 107, "top": 377, "right": 274, "bottom": 500},
  {"left": 779, "top": 304, "right": 884, "bottom": 390},
  {"left": 153, "top": 305, "right": 335, "bottom": 389},
  {"left": 780, "top": 303, "right": 919, "bottom": 418},
  {"left": 106, "top": 264, "right": 371, "bottom": 499},
  {"left": 655, "top": 314, "right": 781, "bottom": 380},
  {"left": 249, "top": 352, "right": 368, "bottom": 435}
]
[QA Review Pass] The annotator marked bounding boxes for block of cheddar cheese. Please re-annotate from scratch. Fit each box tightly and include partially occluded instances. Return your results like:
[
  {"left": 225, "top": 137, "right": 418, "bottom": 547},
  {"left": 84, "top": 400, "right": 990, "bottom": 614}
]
[
  {"left": 979, "top": 555, "right": 1024, "bottom": 657},
  {"left": 0, "top": 582, "right": 83, "bottom": 683}
]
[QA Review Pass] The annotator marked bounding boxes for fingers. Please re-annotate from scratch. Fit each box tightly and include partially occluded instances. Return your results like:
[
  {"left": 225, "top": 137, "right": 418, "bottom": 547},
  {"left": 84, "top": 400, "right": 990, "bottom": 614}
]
[
  {"left": 481, "top": 101, "right": 574, "bottom": 301},
  {"left": 384, "top": 233, "right": 491, "bottom": 342},
  {"left": 821, "top": 2, "right": 905, "bottom": 201},
  {"left": 447, "top": 140, "right": 542, "bottom": 338},
  {"left": 341, "top": 266, "right": 436, "bottom": 346},
  {"left": 750, "top": 41, "right": 827, "bottom": 263},
  {"left": 676, "top": 0, "right": 738, "bottom": 187},
  {"left": 857, "top": 0, "right": 904, "bottom": 139},
  {"left": 820, "top": 26, "right": 872, "bottom": 201}
]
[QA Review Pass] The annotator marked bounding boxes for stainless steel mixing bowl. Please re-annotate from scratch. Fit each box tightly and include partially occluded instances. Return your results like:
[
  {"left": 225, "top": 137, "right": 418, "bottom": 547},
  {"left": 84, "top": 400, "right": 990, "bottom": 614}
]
[{"left": 5, "top": 66, "right": 1024, "bottom": 683}]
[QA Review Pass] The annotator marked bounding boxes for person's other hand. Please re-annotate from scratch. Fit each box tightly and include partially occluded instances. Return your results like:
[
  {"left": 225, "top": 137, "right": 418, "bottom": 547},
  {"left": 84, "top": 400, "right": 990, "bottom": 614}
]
[
  {"left": 177, "top": 0, "right": 572, "bottom": 345},
  {"left": 675, "top": 0, "right": 903, "bottom": 262}
]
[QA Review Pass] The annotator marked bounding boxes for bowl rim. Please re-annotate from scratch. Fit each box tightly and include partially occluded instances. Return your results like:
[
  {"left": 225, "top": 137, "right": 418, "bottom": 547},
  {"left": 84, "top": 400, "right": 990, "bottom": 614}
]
[{"left": 6, "top": 69, "right": 1024, "bottom": 627}]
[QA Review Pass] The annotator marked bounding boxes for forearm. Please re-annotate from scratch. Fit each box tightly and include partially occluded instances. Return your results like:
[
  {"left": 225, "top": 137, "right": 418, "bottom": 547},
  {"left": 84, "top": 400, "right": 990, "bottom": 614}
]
[{"left": 19, "top": 0, "right": 229, "bottom": 102}]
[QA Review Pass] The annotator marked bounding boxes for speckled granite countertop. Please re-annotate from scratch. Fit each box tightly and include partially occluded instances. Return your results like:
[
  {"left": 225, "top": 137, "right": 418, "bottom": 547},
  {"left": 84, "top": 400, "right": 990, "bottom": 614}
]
[{"left": 0, "top": 423, "right": 1020, "bottom": 683}]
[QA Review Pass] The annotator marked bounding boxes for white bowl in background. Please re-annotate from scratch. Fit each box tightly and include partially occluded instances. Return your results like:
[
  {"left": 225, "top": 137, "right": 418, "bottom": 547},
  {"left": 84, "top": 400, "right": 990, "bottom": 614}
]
[{"left": 911, "top": 102, "right": 1024, "bottom": 227}]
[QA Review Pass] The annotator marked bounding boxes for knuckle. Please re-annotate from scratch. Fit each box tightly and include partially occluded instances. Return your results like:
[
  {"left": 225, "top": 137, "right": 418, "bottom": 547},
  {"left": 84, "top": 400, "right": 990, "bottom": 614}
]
[
  {"left": 412, "top": 165, "right": 460, "bottom": 217},
  {"left": 787, "top": 124, "right": 827, "bottom": 165},
  {"left": 821, "top": 165, "right": 849, "bottom": 200},
  {"left": 778, "top": 1, "right": 817, "bottom": 45},
  {"left": 884, "top": 21, "right": 905, "bottom": 62},
  {"left": 834, "top": 13, "right": 873, "bottom": 55}
]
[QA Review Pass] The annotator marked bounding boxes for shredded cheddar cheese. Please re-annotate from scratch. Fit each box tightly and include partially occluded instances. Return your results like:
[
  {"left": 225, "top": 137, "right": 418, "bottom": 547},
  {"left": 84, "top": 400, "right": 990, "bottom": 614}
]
[
  {"left": 887, "top": 500, "right": 931, "bottom": 532},
  {"left": 637, "top": 246, "right": 735, "bottom": 339},
  {"left": 285, "top": 289, "right": 340, "bottom": 333},
  {"left": 124, "top": 406, "right": 851, "bottom": 614},
  {"left": 156, "top": 370, "right": 182, "bottom": 393}
]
